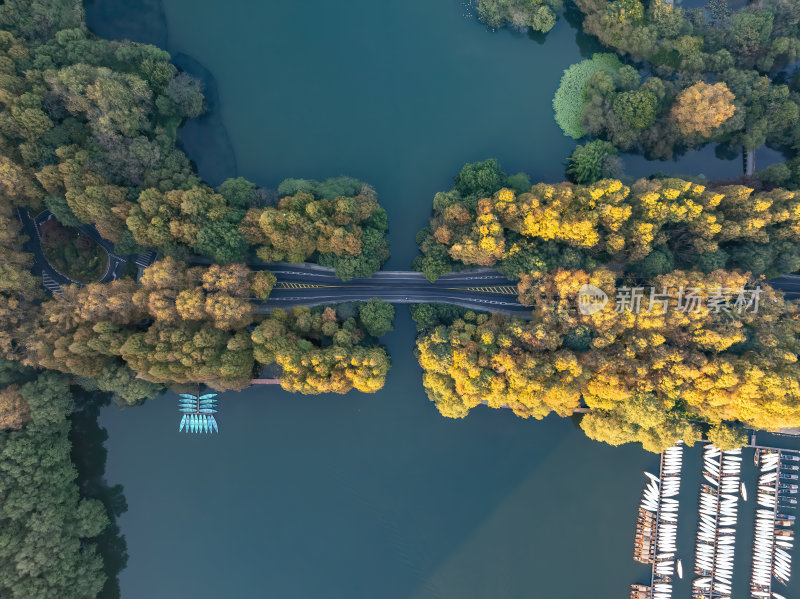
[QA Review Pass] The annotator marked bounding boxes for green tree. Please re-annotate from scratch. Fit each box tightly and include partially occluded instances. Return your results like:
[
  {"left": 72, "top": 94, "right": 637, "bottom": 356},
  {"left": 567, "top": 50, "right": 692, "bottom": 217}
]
[
  {"left": 0, "top": 373, "right": 108, "bottom": 599},
  {"left": 44, "top": 194, "right": 81, "bottom": 227},
  {"left": 633, "top": 248, "right": 675, "bottom": 279},
  {"left": 729, "top": 10, "right": 774, "bottom": 57},
  {"left": 454, "top": 159, "right": 507, "bottom": 198},
  {"left": 218, "top": 177, "right": 256, "bottom": 209},
  {"left": 612, "top": 89, "right": 658, "bottom": 130},
  {"left": 553, "top": 54, "right": 622, "bottom": 139},
  {"left": 194, "top": 221, "right": 248, "bottom": 264},
  {"left": 566, "top": 140, "right": 621, "bottom": 184},
  {"left": 359, "top": 299, "right": 395, "bottom": 337}
]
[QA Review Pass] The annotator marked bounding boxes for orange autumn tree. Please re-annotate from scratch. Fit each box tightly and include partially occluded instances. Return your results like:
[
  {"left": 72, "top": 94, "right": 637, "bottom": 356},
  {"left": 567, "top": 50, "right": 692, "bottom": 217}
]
[
  {"left": 25, "top": 258, "right": 267, "bottom": 396},
  {"left": 0, "top": 385, "right": 30, "bottom": 431},
  {"left": 415, "top": 167, "right": 800, "bottom": 452},
  {"left": 415, "top": 269, "right": 800, "bottom": 452},
  {"left": 251, "top": 306, "right": 391, "bottom": 394},
  {"left": 669, "top": 82, "right": 736, "bottom": 137}
]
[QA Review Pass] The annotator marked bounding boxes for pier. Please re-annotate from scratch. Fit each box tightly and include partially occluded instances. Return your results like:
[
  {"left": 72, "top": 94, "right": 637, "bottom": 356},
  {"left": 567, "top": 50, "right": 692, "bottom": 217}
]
[
  {"left": 692, "top": 446, "right": 741, "bottom": 599},
  {"left": 631, "top": 443, "right": 683, "bottom": 599},
  {"left": 632, "top": 442, "right": 797, "bottom": 599},
  {"left": 750, "top": 449, "right": 796, "bottom": 598},
  {"left": 744, "top": 149, "right": 755, "bottom": 176}
]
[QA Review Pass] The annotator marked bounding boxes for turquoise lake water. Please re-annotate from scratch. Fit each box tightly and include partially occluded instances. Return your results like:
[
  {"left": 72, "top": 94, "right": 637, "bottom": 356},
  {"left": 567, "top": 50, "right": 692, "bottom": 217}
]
[{"left": 83, "top": 1, "right": 798, "bottom": 597}]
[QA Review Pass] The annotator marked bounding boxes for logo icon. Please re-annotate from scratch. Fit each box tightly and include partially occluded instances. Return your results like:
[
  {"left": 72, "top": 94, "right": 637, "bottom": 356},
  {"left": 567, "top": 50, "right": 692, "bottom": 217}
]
[{"left": 578, "top": 284, "right": 608, "bottom": 315}]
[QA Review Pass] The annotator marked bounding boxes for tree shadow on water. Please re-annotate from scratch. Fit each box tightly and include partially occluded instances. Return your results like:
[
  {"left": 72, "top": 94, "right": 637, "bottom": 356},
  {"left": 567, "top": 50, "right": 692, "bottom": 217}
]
[
  {"left": 70, "top": 391, "right": 129, "bottom": 599},
  {"left": 562, "top": 0, "right": 606, "bottom": 58},
  {"left": 84, "top": 0, "right": 168, "bottom": 48}
]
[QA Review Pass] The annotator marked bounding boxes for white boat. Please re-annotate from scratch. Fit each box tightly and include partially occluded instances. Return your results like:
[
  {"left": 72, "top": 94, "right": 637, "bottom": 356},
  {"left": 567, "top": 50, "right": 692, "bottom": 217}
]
[
  {"left": 741, "top": 481, "right": 748, "bottom": 501},
  {"left": 645, "top": 471, "right": 660, "bottom": 483},
  {"left": 677, "top": 558, "right": 683, "bottom": 579}
]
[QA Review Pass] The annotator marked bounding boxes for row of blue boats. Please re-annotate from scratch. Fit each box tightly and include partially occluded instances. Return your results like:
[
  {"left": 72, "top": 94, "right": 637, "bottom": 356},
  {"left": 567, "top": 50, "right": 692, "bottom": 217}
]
[{"left": 178, "top": 393, "right": 219, "bottom": 434}]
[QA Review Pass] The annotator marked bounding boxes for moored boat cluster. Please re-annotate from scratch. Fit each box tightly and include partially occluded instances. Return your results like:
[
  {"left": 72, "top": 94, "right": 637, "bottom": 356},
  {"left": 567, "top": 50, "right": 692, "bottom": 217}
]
[
  {"left": 632, "top": 443, "right": 684, "bottom": 599},
  {"left": 751, "top": 449, "right": 798, "bottom": 598},
  {"left": 632, "top": 444, "right": 799, "bottom": 599},
  {"left": 692, "top": 446, "right": 742, "bottom": 599}
]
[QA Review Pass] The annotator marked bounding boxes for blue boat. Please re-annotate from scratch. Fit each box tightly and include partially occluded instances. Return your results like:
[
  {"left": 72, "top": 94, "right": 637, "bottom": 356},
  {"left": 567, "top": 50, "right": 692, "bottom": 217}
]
[{"left": 177, "top": 392, "right": 219, "bottom": 434}]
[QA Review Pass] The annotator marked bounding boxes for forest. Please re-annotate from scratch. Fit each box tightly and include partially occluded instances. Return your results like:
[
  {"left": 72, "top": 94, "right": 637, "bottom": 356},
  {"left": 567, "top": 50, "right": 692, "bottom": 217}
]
[
  {"left": 3, "top": 0, "right": 800, "bottom": 592},
  {"left": 554, "top": 0, "right": 800, "bottom": 188},
  {"left": 414, "top": 162, "right": 800, "bottom": 452},
  {"left": 0, "top": 0, "right": 393, "bottom": 403},
  {"left": 0, "top": 1, "right": 394, "bottom": 593},
  {"left": 0, "top": 362, "right": 111, "bottom": 598}
]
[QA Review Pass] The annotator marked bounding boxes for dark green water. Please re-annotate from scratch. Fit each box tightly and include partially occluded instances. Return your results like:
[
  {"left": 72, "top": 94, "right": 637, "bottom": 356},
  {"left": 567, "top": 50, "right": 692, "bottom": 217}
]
[
  {"left": 100, "top": 312, "right": 656, "bottom": 599},
  {"left": 85, "top": 0, "right": 773, "bottom": 268},
  {"left": 84, "top": 1, "right": 796, "bottom": 597}
]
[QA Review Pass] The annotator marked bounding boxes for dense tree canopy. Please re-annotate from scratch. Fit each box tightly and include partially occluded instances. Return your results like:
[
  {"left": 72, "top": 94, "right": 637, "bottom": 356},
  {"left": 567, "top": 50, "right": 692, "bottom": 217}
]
[
  {"left": 415, "top": 268, "right": 800, "bottom": 452},
  {"left": 241, "top": 177, "right": 389, "bottom": 280},
  {"left": 415, "top": 164, "right": 800, "bottom": 451},
  {"left": 0, "top": 372, "right": 109, "bottom": 598},
  {"left": 416, "top": 164, "right": 800, "bottom": 282},
  {"left": 251, "top": 306, "right": 391, "bottom": 394},
  {"left": 476, "top": 0, "right": 562, "bottom": 33}
]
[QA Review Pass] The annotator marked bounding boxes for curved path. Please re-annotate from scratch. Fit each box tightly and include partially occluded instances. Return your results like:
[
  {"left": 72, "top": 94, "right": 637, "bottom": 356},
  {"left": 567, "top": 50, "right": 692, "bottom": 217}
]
[
  {"left": 17, "top": 208, "right": 157, "bottom": 290},
  {"left": 18, "top": 208, "right": 800, "bottom": 317}
]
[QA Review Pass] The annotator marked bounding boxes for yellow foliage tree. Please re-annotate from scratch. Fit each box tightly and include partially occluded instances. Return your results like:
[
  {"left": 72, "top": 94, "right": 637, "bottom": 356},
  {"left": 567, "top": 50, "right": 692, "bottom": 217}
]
[{"left": 670, "top": 82, "right": 736, "bottom": 137}]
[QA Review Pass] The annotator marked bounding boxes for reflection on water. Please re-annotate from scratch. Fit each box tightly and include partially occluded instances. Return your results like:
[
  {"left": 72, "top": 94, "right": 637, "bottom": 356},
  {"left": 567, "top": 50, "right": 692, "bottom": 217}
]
[
  {"left": 84, "top": 0, "right": 168, "bottom": 47},
  {"left": 623, "top": 144, "right": 786, "bottom": 182},
  {"left": 100, "top": 313, "right": 658, "bottom": 599},
  {"left": 70, "top": 391, "right": 129, "bottom": 599}
]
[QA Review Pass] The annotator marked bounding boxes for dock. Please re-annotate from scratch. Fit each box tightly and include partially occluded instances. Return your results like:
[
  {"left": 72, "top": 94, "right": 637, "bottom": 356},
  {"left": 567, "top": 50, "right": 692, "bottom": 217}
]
[
  {"left": 692, "top": 447, "right": 741, "bottom": 599},
  {"left": 630, "top": 441, "right": 797, "bottom": 599},
  {"left": 750, "top": 449, "right": 796, "bottom": 598},
  {"left": 632, "top": 443, "right": 684, "bottom": 599}
]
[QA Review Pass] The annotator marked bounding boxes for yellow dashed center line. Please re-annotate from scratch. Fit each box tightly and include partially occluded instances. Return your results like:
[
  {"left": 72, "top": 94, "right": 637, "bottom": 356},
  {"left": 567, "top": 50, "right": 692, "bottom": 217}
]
[{"left": 275, "top": 282, "right": 517, "bottom": 295}]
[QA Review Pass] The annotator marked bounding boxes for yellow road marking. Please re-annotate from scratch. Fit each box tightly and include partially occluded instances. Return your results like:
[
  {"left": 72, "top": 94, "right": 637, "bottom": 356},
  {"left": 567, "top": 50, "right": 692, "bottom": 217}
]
[
  {"left": 463, "top": 286, "right": 518, "bottom": 295},
  {"left": 274, "top": 282, "right": 518, "bottom": 295},
  {"left": 275, "top": 282, "right": 327, "bottom": 289}
]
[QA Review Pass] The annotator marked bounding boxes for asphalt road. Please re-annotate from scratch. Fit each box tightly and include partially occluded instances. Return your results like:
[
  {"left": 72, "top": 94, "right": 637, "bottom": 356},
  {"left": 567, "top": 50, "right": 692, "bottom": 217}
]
[
  {"left": 18, "top": 209, "right": 800, "bottom": 319},
  {"left": 768, "top": 274, "right": 800, "bottom": 301},
  {"left": 259, "top": 263, "right": 531, "bottom": 316},
  {"left": 18, "top": 208, "right": 136, "bottom": 288}
]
